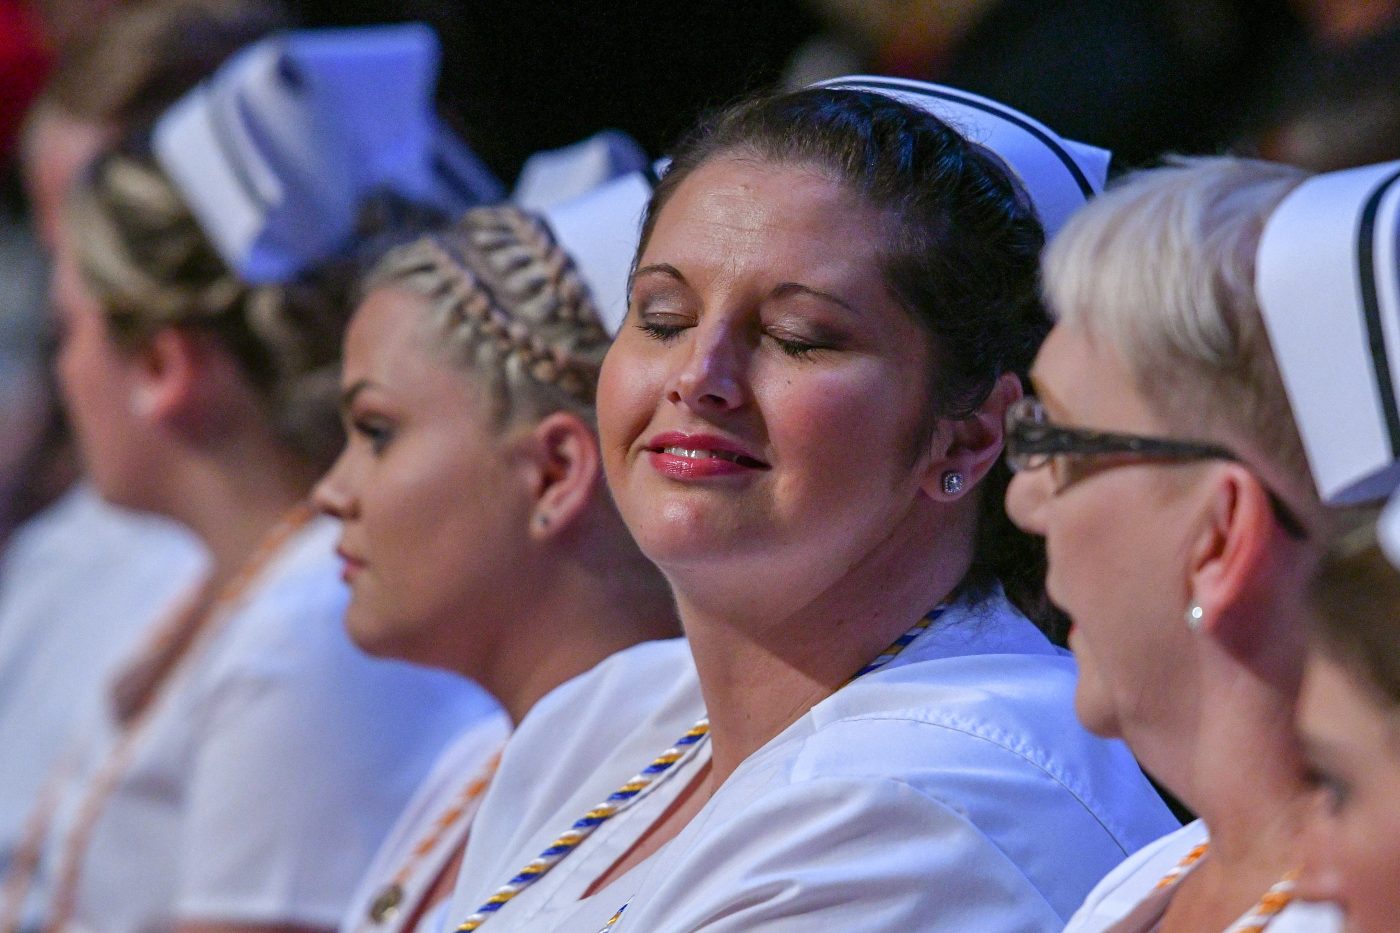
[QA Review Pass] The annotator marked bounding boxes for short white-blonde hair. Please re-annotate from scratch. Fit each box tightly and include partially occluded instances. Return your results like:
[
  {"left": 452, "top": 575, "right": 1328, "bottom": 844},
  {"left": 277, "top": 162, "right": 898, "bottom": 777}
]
[{"left": 1043, "top": 156, "right": 1315, "bottom": 498}]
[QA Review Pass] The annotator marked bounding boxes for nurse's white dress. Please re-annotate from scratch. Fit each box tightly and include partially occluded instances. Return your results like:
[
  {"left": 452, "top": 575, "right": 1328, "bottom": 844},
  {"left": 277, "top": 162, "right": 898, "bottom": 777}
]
[
  {"left": 0, "top": 485, "right": 204, "bottom": 873},
  {"left": 1064, "top": 820, "right": 1344, "bottom": 932},
  {"left": 340, "top": 716, "right": 511, "bottom": 933},
  {"left": 10, "top": 515, "right": 499, "bottom": 933},
  {"left": 445, "top": 592, "right": 1181, "bottom": 932}
]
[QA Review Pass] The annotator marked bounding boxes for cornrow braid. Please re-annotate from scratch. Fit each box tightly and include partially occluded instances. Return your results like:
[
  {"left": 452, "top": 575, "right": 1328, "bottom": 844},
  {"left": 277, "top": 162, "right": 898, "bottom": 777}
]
[{"left": 365, "top": 205, "right": 612, "bottom": 425}]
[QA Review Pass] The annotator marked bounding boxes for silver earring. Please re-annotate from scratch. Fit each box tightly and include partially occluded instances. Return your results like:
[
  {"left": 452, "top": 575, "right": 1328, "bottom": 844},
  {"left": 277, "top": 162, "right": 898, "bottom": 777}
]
[
  {"left": 941, "top": 471, "right": 965, "bottom": 496},
  {"left": 536, "top": 514, "right": 550, "bottom": 528},
  {"left": 1185, "top": 603, "right": 1205, "bottom": 631}
]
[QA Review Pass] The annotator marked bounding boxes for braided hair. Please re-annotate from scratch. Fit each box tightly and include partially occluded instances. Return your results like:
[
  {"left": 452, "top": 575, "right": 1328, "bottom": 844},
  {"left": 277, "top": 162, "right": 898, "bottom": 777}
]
[
  {"left": 364, "top": 205, "right": 612, "bottom": 427},
  {"left": 70, "top": 143, "right": 366, "bottom": 470}
]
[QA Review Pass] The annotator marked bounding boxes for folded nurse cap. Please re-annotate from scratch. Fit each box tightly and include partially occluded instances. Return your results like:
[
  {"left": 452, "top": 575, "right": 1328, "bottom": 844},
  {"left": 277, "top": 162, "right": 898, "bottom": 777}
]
[
  {"left": 538, "top": 169, "right": 654, "bottom": 337},
  {"left": 153, "top": 23, "right": 503, "bottom": 284},
  {"left": 513, "top": 130, "right": 650, "bottom": 212},
  {"left": 1256, "top": 159, "right": 1400, "bottom": 506},
  {"left": 814, "top": 76, "right": 1111, "bottom": 237}
]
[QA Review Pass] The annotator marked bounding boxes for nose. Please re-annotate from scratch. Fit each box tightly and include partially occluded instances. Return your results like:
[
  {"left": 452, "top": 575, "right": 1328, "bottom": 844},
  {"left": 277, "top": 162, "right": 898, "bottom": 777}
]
[
  {"left": 1005, "top": 460, "right": 1052, "bottom": 535},
  {"left": 665, "top": 318, "right": 746, "bottom": 413},
  {"left": 312, "top": 451, "right": 358, "bottom": 520}
]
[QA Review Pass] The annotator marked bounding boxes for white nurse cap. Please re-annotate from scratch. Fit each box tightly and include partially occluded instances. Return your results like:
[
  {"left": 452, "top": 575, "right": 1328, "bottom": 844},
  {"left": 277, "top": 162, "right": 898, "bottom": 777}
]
[
  {"left": 513, "top": 130, "right": 650, "bottom": 212},
  {"left": 152, "top": 23, "right": 502, "bottom": 285},
  {"left": 813, "top": 76, "right": 1111, "bottom": 237},
  {"left": 1256, "top": 159, "right": 1400, "bottom": 506},
  {"left": 538, "top": 169, "right": 654, "bottom": 337}
]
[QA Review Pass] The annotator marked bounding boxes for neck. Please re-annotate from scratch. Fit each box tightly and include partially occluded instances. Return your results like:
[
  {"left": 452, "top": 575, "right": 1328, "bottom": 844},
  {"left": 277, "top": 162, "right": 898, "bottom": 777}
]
[
  {"left": 675, "top": 505, "right": 971, "bottom": 786},
  {"left": 1149, "top": 636, "right": 1313, "bottom": 904},
  {"left": 477, "top": 546, "right": 678, "bottom": 725},
  {"left": 157, "top": 441, "right": 315, "bottom": 593}
]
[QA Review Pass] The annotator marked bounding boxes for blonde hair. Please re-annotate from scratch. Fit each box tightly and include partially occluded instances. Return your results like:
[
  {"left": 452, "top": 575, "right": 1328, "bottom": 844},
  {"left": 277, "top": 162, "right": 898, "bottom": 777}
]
[
  {"left": 364, "top": 205, "right": 611, "bottom": 426},
  {"left": 70, "top": 145, "right": 358, "bottom": 469},
  {"left": 1043, "top": 156, "right": 1316, "bottom": 499}
]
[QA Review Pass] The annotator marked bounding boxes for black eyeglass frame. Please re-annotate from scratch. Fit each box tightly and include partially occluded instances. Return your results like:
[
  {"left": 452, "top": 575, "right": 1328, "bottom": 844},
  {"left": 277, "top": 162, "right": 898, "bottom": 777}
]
[{"left": 1004, "top": 397, "right": 1308, "bottom": 540}]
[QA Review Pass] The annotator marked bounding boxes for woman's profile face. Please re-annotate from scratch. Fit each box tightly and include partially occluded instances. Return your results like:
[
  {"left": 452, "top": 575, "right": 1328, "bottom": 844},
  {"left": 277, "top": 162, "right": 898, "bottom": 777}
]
[
  {"left": 1297, "top": 652, "right": 1400, "bottom": 932},
  {"left": 50, "top": 233, "right": 153, "bottom": 509},
  {"left": 314, "top": 287, "right": 534, "bottom": 672},
  {"left": 597, "top": 156, "right": 938, "bottom": 607},
  {"left": 1004, "top": 325, "right": 1205, "bottom": 743}
]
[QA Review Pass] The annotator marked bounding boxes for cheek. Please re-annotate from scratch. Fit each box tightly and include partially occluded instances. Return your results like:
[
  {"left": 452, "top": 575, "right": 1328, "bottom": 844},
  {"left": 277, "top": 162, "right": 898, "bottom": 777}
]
[
  {"left": 763, "top": 361, "right": 919, "bottom": 476},
  {"left": 598, "top": 337, "right": 669, "bottom": 461}
]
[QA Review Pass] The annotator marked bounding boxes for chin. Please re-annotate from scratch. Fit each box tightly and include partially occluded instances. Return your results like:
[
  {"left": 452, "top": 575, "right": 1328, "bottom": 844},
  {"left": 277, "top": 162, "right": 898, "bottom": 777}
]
[
  {"left": 343, "top": 604, "right": 414, "bottom": 660},
  {"left": 1072, "top": 684, "right": 1123, "bottom": 739}
]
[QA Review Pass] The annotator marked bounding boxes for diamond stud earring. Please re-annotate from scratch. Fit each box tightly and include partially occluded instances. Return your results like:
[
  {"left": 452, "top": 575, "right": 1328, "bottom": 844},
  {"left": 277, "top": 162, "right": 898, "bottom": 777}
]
[{"left": 941, "top": 471, "right": 965, "bottom": 496}]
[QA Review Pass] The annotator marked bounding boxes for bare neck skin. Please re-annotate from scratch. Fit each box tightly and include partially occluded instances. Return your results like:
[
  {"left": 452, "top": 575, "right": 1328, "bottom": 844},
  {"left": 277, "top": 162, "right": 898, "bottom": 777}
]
[
  {"left": 1157, "top": 618, "right": 1314, "bottom": 931},
  {"left": 159, "top": 429, "right": 319, "bottom": 598},
  {"left": 470, "top": 517, "right": 678, "bottom": 727}
]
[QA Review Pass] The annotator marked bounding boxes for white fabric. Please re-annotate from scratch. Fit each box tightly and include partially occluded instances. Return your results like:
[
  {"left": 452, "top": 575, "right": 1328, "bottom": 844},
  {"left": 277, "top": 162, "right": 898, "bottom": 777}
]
[
  {"left": 0, "top": 485, "right": 204, "bottom": 874},
  {"left": 1380, "top": 493, "right": 1400, "bottom": 567},
  {"left": 340, "top": 716, "right": 511, "bottom": 933},
  {"left": 539, "top": 172, "right": 653, "bottom": 337},
  {"left": 815, "top": 76, "right": 1112, "bottom": 237},
  {"left": 154, "top": 24, "right": 500, "bottom": 285},
  {"left": 1256, "top": 159, "right": 1400, "bottom": 505},
  {"left": 17, "top": 516, "right": 499, "bottom": 932},
  {"left": 513, "top": 131, "right": 649, "bottom": 213},
  {"left": 1065, "top": 820, "right": 1345, "bottom": 932},
  {"left": 447, "top": 595, "right": 1180, "bottom": 931}
]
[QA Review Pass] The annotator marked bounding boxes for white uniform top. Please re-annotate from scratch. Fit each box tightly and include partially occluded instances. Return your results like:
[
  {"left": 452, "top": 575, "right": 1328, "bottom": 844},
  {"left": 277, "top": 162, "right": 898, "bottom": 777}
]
[
  {"left": 340, "top": 716, "right": 511, "bottom": 933},
  {"left": 1064, "top": 820, "right": 1345, "bottom": 932},
  {"left": 0, "top": 485, "right": 205, "bottom": 873},
  {"left": 16, "top": 516, "right": 499, "bottom": 933},
  {"left": 446, "top": 594, "right": 1182, "bottom": 932}
]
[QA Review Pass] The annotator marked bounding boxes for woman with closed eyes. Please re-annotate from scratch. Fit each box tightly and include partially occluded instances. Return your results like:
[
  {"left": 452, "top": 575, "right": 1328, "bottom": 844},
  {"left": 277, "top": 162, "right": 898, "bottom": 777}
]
[{"left": 441, "top": 79, "right": 1179, "bottom": 932}]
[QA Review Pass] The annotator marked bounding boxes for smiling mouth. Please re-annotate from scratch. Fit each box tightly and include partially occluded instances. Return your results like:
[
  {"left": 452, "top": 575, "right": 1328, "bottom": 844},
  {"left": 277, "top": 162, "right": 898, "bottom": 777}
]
[{"left": 657, "top": 446, "right": 769, "bottom": 468}]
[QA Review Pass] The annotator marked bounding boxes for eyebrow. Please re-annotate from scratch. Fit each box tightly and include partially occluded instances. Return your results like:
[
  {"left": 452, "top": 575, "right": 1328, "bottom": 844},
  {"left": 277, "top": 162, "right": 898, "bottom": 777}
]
[
  {"left": 339, "top": 379, "right": 374, "bottom": 413},
  {"left": 632, "top": 264, "right": 856, "bottom": 316},
  {"left": 770, "top": 281, "right": 856, "bottom": 315},
  {"left": 632, "top": 263, "right": 686, "bottom": 284}
]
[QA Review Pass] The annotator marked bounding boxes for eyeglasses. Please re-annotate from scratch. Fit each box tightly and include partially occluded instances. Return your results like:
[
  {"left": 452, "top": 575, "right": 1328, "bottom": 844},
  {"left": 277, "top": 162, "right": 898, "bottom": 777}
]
[{"left": 1004, "top": 396, "right": 1308, "bottom": 539}]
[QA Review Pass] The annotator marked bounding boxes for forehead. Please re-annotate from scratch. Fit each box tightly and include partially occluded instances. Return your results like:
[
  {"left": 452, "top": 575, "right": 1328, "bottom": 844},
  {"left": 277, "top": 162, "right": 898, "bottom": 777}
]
[
  {"left": 642, "top": 157, "right": 889, "bottom": 280},
  {"left": 344, "top": 287, "right": 436, "bottom": 374},
  {"left": 1031, "top": 323, "right": 1167, "bottom": 431}
]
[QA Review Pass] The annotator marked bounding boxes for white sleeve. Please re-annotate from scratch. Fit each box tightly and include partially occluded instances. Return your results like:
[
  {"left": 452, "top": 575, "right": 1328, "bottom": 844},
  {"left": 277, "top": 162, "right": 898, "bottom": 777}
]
[{"left": 617, "top": 775, "right": 1062, "bottom": 933}]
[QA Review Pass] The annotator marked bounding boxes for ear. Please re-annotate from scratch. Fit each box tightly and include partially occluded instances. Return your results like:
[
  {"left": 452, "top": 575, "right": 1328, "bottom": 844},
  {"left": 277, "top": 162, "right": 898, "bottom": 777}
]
[
  {"left": 919, "top": 371, "right": 1022, "bottom": 501},
  {"left": 518, "top": 411, "right": 603, "bottom": 541},
  {"left": 129, "top": 328, "right": 211, "bottom": 430},
  {"left": 1186, "top": 464, "right": 1293, "bottom": 652}
]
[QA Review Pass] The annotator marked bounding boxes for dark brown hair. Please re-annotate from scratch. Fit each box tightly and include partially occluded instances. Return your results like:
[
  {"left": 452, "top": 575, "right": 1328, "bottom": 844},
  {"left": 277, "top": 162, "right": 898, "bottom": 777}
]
[{"left": 637, "top": 88, "right": 1061, "bottom": 637}]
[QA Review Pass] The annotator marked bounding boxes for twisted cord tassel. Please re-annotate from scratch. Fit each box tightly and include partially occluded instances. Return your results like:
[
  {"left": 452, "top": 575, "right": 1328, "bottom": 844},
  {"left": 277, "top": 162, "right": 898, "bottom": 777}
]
[{"left": 455, "top": 721, "right": 711, "bottom": 931}]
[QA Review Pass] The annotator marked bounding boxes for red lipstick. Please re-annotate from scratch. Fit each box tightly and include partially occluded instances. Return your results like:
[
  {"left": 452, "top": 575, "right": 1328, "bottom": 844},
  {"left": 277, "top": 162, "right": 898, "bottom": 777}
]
[{"left": 643, "top": 431, "right": 770, "bottom": 480}]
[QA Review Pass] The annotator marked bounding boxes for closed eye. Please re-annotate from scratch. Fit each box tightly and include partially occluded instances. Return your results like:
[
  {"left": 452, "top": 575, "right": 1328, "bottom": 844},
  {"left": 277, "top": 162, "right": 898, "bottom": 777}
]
[{"left": 352, "top": 417, "right": 394, "bottom": 455}]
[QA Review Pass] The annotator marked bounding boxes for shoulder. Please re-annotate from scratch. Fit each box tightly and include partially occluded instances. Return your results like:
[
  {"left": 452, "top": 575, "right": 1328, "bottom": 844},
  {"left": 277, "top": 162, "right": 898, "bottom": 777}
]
[
  {"left": 663, "top": 602, "right": 1179, "bottom": 924},
  {"left": 457, "top": 638, "right": 701, "bottom": 898},
  {"left": 1064, "top": 820, "right": 1209, "bottom": 931},
  {"left": 505, "top": 636, "right": 698, "bottom": 769},
  {"left": 627, "top": 772, "right": 1065, "bottom": 932}
]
